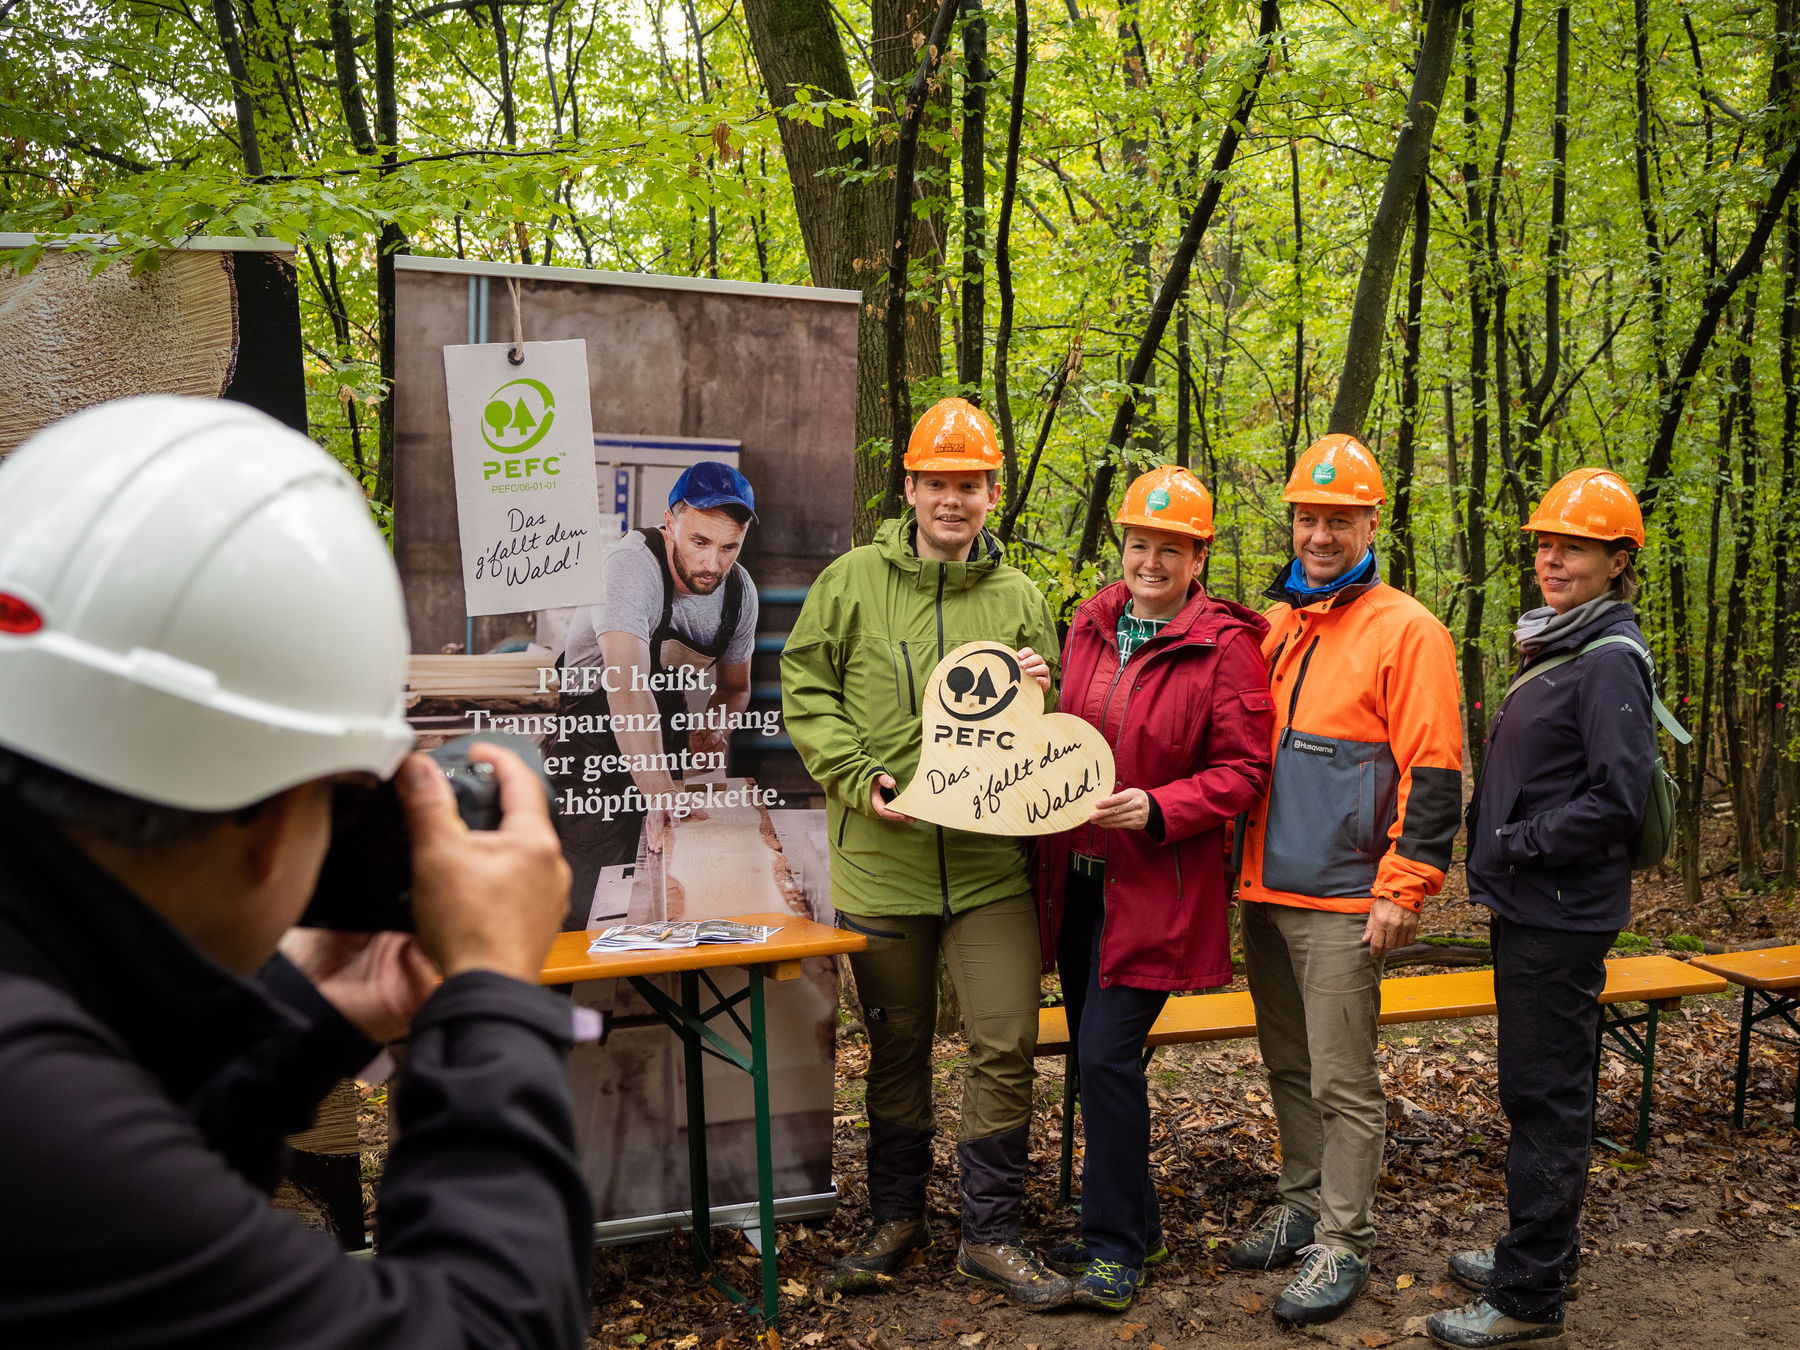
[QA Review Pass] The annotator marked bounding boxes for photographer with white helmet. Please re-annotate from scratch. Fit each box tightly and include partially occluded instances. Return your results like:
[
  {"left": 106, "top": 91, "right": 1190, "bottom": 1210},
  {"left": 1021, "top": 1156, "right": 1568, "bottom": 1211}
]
[{"left": 0, "top": 398, "right": 590, "bottom": 1348}]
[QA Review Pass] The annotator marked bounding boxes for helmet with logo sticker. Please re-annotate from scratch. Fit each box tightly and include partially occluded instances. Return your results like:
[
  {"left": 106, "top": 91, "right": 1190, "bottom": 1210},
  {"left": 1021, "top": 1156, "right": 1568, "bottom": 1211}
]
[
  {"left": 903, "top": 397, "right": 1004, "bottom": 472},
  {"left": 1521, "top": 466, "right": 1645, "bottom": 548},
  {"left": 1114, "top": 464, "right": 1214, "bottom": 542},
  {"left": 1283, "top": 434, "right": 1385, "bottom": 507}
]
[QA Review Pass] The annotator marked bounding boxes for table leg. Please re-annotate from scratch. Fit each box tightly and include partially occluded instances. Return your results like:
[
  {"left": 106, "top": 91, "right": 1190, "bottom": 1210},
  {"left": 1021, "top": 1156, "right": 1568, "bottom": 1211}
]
[
  {"left": 749, "top": 965, "right": 779, "bottom": 1327},
  {"left": 1733, "top": 984, "right": 1755, "bottom": 1129},
  {"left": 1635, "top": 1003, "right": 1659, "bottom": 1154},
  {"left": 682, "top": 971, "right": 712, "bottom": 1274}
]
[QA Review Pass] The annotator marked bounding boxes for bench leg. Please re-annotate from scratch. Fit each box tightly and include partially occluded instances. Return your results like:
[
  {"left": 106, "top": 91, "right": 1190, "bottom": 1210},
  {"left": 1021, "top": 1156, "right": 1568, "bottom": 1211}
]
[
  {"left": 1059, "top": 1053, "right": 1078, "bottom": 1208},
  {"left": 1733, "top": 984, "right": 1755, "bottom": 1129},
  {"left": 1595, "top": 1001, "right": 1660, "bottom": 1154}
]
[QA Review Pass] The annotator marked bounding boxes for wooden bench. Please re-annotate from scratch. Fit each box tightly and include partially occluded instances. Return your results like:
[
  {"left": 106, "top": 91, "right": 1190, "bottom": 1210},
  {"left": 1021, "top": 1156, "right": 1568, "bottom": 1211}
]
[
  {"left": 1691, "top": 944, "right": 1800, "bottom": 1129},
  {"left": 1039, "top": 954, "right": 1727, "bottom": 1200}
]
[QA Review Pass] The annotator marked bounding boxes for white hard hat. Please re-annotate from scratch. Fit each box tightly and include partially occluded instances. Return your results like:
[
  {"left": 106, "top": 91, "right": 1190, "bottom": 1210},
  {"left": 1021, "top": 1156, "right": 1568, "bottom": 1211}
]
[{"left": 0, "top": 396, "right": 414, "bottom": 811}]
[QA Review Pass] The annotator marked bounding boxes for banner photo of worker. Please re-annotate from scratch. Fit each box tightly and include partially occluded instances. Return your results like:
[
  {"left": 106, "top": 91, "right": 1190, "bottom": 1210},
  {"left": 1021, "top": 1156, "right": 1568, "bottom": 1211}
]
[{"left": 391, "top": 253, "right": 859, "bottom": 1240}]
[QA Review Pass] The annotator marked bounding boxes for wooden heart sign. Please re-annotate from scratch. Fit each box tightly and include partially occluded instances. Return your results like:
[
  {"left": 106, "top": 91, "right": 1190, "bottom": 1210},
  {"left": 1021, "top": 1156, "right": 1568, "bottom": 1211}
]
[{"left": 887, "top": 641, "right": 1116, "bottom": 835}]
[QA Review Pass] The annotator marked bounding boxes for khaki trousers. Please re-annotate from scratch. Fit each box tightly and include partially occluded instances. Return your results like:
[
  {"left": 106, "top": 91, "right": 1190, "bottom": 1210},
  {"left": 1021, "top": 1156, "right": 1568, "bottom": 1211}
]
[
  {"left": 1240, "top": 900, "right": 1387, "bottom": 1259},
  {"left": 837, "top": 892, "right": 1041, "bottom": 1141}
]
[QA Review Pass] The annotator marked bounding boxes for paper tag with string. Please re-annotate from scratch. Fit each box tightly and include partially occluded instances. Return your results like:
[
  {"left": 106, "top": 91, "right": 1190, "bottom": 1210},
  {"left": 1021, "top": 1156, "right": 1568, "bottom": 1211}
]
[{"left": 443, "top": 331, "right": 606, "bottom": 616}]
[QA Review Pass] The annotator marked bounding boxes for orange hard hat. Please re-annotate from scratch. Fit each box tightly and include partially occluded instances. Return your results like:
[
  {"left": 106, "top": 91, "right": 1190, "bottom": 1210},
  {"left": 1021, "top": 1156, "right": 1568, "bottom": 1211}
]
[
  {"left": 1283, "top": 434, "right": 1386, "bottom": 506},
  {"left": 1115, "top": 464, "right": 1215, "bottom": 542},
  {"left": 904, "top": 397, "right": 1003, "bottom": 472},
  {"left": 1522, "top": 467, "right": 1645, "bottom": 548}
]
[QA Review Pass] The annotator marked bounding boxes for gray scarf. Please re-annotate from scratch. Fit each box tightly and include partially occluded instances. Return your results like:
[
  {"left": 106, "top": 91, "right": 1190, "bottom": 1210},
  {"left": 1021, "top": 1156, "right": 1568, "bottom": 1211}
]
[{"left": 1513, "top": 593, "right": 1622, "bottom": 657}]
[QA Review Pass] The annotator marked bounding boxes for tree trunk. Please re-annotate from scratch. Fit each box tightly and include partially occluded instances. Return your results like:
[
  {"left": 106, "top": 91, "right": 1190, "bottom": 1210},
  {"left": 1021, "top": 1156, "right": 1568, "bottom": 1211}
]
[
  {"left": 742, "top": 0, "right": 946, "bottom": 545},
  {"left": 1072, "top": 0, "right": 1281, "bottom": 568},
  {"left": 1779, "top": 204, "right": 1800, "bottom": 892},
  {"left": 992, "top": 0, "right": 1027, "bottom": 515},
  {"left": 1666, "top": 507, "right": 1705, "bottom": 908},
  {"left": 1287, "top": 136, "right": 1305, "bottom": 477},
  {"left": 1388, "top": 175, "right": 1429, "bottom": 593},
  {"left": 881, "top": 0, "right": 966, "bottom": 518},
  {"left": 210, "top": 0, "right": 265, "bottom": 177},
  {"left": 1722, "top": 289, "right": 1764, "bottom": 886},
  {"left": 958, "top": 0, "right": 987, "bottom": 395},
  {"left": 1458, "top": 3, "right": 1490, "bottom": 770},
  {"left": 374, "top": 0, "right": 404, "bottom": 508},
  {"left": 1327, "top": 0, "right": 1466, "bottom": 437}
]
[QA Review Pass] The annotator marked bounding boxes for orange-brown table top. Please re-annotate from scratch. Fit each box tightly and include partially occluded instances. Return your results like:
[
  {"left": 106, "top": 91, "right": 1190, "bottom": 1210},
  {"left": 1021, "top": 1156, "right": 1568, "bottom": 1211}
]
[
  {"left": 538, "top": 912, "right": 865, "bottom": 986},
  {"left": 1691, "top": 944, "right": 1800, "bottom": 992}
]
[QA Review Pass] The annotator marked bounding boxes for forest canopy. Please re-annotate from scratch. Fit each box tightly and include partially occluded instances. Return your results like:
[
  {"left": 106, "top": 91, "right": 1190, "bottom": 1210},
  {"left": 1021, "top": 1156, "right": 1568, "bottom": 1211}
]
[{"left": 3, "top": 0, "right": 1797, "bottom": 894}]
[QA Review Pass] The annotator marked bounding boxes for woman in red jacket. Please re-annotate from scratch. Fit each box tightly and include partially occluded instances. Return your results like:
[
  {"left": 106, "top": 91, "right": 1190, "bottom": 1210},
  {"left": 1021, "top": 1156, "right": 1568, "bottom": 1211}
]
[{"left": 1035, "top": 466, "right": 1275, "bottom": 1312}]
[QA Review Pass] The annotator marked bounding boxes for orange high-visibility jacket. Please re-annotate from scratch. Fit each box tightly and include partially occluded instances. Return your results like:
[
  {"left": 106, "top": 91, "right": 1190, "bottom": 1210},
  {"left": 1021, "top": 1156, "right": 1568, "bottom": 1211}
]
[{"left": 1237, "top": 571, "right": 1463, "bottom": 914}]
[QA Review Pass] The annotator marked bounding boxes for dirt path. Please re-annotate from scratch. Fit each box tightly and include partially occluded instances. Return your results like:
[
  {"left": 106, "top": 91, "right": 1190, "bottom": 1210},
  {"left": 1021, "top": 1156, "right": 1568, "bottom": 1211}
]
[{"left": 587, "top": 996, "right": 1800, "bottom": 1348}]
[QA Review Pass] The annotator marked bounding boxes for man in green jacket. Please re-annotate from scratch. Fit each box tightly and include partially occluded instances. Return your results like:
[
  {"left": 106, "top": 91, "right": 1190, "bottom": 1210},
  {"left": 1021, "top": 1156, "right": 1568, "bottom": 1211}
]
[{"left": 782, "top": 399, "right": 1068, "bottom": 1309}]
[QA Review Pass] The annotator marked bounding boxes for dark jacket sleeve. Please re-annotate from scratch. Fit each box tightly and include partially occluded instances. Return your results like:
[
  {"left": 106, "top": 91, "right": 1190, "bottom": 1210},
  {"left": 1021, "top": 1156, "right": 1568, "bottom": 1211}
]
[
  {"left": 185, "top": 953, "right": 378, "bottom": 1191},
  {"left": 0, "top": 972, "right": 590, "bottom": 1350},
  {"left": 1147, "top": 630, "right": 1275, "bottom": 843},
  {"left": 1497, "top": 648, "right": 1656, "bottom": 868}
]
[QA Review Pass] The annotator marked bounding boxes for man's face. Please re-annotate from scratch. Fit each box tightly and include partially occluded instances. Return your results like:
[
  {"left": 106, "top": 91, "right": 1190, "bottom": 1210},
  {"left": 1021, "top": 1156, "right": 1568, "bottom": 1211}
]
[
  {"left": 663, "top": 504, "right": 748, "bottom": 596},
  {"left": 1292, "top": 504, "right": 1379, "bottom": 587},
  {"left": 905, "top": 472, "right": 1000, "bottom": 561}
]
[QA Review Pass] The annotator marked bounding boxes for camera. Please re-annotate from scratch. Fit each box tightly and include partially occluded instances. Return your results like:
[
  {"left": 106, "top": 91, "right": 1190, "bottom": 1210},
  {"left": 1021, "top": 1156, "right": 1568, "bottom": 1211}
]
[{"left": 298, "top": 733, "right": 553, "bottom": 932}]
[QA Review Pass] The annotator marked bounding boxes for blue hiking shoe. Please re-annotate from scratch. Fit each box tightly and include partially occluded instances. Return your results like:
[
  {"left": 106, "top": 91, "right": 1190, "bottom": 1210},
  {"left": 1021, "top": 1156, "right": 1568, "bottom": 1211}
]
[
  {"left": 1226, "top": 1203, "right": 1316, "bottom": 1270},
  {"left": 1273, "top": 1243, "right": 1370, "bottom": 1326},
  {"left": 1425, "top": 1297, "right": 1565, "bottom": 1347},
  {"left": 1072, "top": 1258, "right": 1145, "bottom": 1312},
  {"left": 1045, "top": 1237, "right": 1169, "bottom": 1277}
]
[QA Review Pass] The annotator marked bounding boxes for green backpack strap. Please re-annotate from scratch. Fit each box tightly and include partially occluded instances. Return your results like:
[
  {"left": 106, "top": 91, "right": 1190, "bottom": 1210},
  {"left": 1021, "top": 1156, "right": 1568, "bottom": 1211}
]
[{"left": 1571, "top": 634, "right": 1693, "bottom": 746}]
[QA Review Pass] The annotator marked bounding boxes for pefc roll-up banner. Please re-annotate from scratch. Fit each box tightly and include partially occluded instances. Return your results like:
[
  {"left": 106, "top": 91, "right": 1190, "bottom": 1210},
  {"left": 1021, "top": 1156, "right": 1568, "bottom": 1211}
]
[
  {"left": 394, "top": 255, "right": 858, "bottom": 1244},
  {"left": 443, "top": 340, "right": 606, "bottom": 615}
]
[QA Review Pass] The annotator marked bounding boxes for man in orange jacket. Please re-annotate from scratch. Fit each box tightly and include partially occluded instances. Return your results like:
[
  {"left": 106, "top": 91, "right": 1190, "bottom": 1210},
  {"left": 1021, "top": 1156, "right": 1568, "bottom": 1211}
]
[{"left": 1227, "top": 436, "right": 1463, "bottom": 1327}]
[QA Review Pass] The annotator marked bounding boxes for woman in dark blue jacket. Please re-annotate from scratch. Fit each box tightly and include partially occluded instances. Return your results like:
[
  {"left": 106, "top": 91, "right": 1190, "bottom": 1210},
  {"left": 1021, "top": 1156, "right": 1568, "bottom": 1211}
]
[{"left": 1427, "top": 469, "right": 1659, "bottom": 1350}]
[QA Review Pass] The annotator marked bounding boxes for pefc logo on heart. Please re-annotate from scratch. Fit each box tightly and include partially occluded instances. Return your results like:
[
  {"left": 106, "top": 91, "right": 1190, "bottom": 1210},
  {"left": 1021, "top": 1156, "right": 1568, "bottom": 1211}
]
[
  {"left": 481, "top": 377, "right": 563, "bottom": 482},
  {"left": 887, "top": 642, "right": 1115, "bottom": 835}
]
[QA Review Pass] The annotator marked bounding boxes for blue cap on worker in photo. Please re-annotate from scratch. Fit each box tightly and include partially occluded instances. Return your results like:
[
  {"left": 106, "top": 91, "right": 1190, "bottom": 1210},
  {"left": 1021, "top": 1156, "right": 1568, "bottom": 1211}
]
[{"left": 669, "top": 461, "right": 758, "bottom": 522}]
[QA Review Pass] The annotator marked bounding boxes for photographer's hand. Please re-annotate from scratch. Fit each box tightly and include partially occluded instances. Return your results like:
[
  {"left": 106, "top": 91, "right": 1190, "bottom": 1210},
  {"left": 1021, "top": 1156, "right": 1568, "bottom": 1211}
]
[
  {"left": 278, "top": 929, "right": 438, "bottom": 1043},
  {"left": 400, "top": 745, "right": 570, "bottom": 984}
]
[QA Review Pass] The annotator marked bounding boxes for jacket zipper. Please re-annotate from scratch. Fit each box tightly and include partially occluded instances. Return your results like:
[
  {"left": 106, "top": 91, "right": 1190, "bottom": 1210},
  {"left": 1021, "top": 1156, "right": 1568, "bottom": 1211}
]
[
  {"left": 933, "top": 568, "right": 950, "bottom": 918},
  {"left": 1279, "top": 635, "right": 1321, "bottom": 748},
  {"left": 900, "top": 641, "right": 917, "bottom": 715}
]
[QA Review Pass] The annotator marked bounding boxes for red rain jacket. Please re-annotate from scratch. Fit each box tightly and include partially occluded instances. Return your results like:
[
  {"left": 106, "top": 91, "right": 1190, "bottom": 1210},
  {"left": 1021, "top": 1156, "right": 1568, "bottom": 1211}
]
[{"left": 1035, "top": 581, "right": 1274, "bottom": 992}]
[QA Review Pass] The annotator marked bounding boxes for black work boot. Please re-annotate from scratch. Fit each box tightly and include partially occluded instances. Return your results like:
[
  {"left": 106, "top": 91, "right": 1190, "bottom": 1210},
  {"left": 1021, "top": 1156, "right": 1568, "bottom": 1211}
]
[
  {"left": 1447, "top": 1247, "right": 1582, "bottom": 1300},
  {"left": 823, "top": 1119, "right": 935, "bottom": 1296},
  {"left": 953, "top": 1125, "right": 1072, "bottom": 1310}
]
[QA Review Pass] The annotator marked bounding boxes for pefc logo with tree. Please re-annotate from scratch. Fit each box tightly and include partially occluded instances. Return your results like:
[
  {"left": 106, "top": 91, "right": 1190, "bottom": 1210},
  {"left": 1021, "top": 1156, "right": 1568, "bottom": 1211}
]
[{"left": 481, "top": 378, "right": 563, "bottom": 482}]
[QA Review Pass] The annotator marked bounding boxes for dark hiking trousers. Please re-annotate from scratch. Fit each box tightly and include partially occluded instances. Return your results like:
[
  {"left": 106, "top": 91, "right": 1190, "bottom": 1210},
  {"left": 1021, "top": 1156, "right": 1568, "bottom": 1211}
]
[
  {"left": 1487, "top": 913, "right": 1617, "bottom": 1322},
  {"left": 1057, "top": 873, "right": 1169, "bottom": 1268}
]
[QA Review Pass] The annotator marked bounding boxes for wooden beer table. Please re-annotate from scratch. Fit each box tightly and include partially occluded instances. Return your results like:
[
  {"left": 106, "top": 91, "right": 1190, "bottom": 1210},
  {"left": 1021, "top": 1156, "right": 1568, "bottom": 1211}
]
[
  {"left": 539, "top": 914, "right": 866, "bottom": 1327},
  {"left": 1690, "top": 944, "right": 1800, "bottom": 1129}
]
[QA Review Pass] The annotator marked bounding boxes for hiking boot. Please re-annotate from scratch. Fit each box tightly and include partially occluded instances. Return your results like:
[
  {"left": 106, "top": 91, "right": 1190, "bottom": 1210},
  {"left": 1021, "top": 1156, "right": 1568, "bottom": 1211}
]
[
  {"left": 1045, "top": 1236, "right": 1169, "bottom": 1277},
  {"left": 1072, "top": 1259, "right": 1145, "bottom": 1312},
  {"left": 820, "top": 1218, "right": 931, "bottom": 1296},
  {"left": 955, "top": 1241, "right": 1074, "bottom": 1310},
  {"left": 1226, "top": 1203, "right": 1316, "bottom": 1270},
  {"left": 1425, "top": 1298, "right": 1565, "bottom": 1348},
  {"left": 1273, "top": 1243, "right": 1370, "bottom": 1326},
  {"left": 1447, "top": 1248, "right": 1582, "bottom": 1300}
]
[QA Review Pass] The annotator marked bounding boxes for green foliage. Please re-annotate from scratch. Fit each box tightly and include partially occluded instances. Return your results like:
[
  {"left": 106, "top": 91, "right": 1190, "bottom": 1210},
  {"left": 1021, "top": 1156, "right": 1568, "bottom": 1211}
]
[{"left": 5, "top": 0, "right": 1800, "bottom": 849}]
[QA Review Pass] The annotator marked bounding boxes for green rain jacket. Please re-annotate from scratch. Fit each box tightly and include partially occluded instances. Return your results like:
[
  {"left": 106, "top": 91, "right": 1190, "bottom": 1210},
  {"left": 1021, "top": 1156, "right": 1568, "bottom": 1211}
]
[{"left": 781, "top": 513, "right": 1060, "bottom": 917}]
